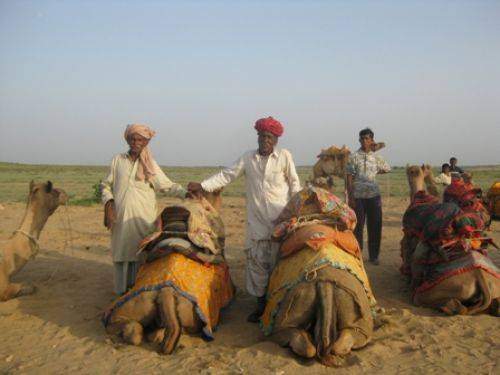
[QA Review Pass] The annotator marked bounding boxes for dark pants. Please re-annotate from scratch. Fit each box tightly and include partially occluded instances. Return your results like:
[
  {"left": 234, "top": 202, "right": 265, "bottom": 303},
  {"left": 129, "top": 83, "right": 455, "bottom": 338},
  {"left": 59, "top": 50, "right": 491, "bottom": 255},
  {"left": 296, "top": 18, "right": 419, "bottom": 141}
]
[{"left": 354, "top": 195, "right": 382, "bottom": 261}]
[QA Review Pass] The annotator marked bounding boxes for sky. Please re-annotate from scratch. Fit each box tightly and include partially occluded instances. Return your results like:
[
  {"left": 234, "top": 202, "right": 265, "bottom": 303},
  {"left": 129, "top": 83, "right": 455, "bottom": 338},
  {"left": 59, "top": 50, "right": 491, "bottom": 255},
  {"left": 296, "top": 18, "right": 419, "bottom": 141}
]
[{"left": 0, "top": 0, "right": 499, "bottom": 167}]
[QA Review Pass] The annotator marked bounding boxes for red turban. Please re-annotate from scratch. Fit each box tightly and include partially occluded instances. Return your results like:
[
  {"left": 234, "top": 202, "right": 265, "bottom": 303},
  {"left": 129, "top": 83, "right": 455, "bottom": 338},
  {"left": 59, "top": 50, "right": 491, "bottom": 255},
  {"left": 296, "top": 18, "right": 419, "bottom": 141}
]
[{"left": 254, "top": 117, "right": 284, "bottom": 137}]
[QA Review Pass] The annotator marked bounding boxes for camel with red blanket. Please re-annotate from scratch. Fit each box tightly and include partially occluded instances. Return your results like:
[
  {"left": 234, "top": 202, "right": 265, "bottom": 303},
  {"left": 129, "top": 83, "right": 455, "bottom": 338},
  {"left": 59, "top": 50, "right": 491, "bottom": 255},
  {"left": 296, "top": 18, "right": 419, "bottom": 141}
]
[
  {"left": 401, "top": 166, "right": 499, "bottom": 316},
  {"left": 103, "top": 191, "right": 234, "bottom": 354}
]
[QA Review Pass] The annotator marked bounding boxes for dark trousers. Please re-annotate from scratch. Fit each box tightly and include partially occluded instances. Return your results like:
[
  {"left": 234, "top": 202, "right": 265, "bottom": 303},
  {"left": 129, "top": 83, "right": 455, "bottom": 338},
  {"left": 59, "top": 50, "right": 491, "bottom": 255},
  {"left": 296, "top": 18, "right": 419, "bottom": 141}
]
[{"left": 354, "top": 195, "right": 382, "bottom": 261}]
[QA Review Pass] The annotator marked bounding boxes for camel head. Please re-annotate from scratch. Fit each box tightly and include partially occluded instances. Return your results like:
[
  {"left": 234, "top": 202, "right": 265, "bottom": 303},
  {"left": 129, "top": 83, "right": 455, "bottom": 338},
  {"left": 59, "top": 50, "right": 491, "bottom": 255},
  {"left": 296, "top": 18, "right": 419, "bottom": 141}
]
[
  {"left": 201, "top": 188, "right": 223, "bottom": 212},
  {"left": 406, "top": 165, "right": 425, "bottom": 200},
  {"left": 316, "top": 145, "right": 351, "bottom": 178},
  {"left": 28, "top": 180, "right": 68, "bottom": 216}
]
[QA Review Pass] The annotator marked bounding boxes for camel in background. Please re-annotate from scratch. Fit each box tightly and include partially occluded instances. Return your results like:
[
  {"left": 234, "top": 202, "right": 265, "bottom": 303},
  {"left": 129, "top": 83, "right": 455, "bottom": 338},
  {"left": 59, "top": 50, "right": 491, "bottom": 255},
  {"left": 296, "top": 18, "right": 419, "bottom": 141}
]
[
  {"left": 401, "top": 166, "right": 499, "bottom": 315},
  {"left": 312, "top": 143, "right": 385, "bottom": 198},
  {"left": 0, "top": 181, "right": 68, "bottom": 301}
]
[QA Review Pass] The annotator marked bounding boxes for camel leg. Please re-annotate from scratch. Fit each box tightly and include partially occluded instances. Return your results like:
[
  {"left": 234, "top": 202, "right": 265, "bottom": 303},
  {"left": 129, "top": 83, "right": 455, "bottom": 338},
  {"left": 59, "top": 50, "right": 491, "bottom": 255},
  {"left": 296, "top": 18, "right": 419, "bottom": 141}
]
[
  {"left": 332, "top": 287, "right": 372, "bottom": 356},
  {"left": 489, "top": 298, "right": 500, "bottom": 317},
  {"left": 271, "top": 282, "right": 317, "bottom": 358},
  {"left": 439, "top": 299, "right": 469, "bottom": 315},
  {"left": 273, "top": 328, "right": 316, "bottom": 358},
  {"left": 1, "top": 282, "right": 36, "bottom": 301},
  {"left": 147, "top": 328, "right": 165, "bottom": 345},
  {"left": 157, "top": 288, "right": 181, "bottom": 354},
  {"left": 176, "top": 294, "right": 202, "bottom": 334},
  {"left": 122, "top": 321, "right": 144, "bottom": 346},
  {"left": 413, "top": 273, "right": 476, "bottom": 314}
]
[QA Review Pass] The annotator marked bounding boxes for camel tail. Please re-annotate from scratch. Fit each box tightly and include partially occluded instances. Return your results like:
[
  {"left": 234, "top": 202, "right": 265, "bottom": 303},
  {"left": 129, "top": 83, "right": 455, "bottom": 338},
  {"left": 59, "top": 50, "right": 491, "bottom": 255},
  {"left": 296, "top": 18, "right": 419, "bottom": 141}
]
[
  {"left": 314, "top": 281, "right": 336, "bottom": 358},
  {"left": 157, "top": 287, "right": 182, "bottom": 354}
]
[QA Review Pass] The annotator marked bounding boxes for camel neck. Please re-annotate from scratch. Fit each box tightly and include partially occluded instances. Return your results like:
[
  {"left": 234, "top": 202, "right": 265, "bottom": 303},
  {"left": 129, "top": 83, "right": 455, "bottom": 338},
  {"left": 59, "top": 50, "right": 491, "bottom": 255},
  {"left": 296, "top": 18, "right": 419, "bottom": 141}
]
[
  {"left": 18, "top": 201, "right": 49, "bottom": 240},
  {"left": 408, "top": 176, "right": 425, "bottom": 200}
]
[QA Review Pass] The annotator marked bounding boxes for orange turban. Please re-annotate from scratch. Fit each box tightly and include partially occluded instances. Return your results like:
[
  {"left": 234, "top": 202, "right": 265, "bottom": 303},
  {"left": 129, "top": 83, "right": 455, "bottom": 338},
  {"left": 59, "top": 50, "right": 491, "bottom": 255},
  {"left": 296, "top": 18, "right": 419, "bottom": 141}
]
[
  {"left": 254, "top": 117, "right": 284, "bottom": 137},
  {"left": 124, "top": 124, "right": 156, "bottom": 182}
]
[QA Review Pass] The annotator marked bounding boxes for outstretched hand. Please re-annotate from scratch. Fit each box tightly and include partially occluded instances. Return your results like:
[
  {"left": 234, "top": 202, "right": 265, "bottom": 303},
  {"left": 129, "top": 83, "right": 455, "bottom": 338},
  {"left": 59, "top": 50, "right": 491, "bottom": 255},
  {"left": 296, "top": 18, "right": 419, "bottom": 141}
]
[{"left": 187, "top": 182, "right": 204, "bottom": 199}]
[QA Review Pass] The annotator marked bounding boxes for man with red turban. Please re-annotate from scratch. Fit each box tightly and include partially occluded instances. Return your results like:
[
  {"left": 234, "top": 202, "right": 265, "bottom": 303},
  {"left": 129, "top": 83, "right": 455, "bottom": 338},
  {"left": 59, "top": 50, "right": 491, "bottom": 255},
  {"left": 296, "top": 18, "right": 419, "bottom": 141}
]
[
  {"left": 101, "top": 124, "right": 187, "bottom": 295},
  {"left": 188, "top": 117, "right": 301, "bottom": 322}
]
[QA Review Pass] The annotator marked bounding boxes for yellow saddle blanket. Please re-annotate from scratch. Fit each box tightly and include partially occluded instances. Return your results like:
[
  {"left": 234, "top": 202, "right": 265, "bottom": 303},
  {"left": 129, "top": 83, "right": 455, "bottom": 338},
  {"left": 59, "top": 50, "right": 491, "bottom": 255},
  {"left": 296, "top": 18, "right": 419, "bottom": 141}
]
[
  {"left": 261, "top": 243, "right": 376, "bottom": 335},
  {"left": 104, "top": 253, "right": 234, "bottom": 338}
]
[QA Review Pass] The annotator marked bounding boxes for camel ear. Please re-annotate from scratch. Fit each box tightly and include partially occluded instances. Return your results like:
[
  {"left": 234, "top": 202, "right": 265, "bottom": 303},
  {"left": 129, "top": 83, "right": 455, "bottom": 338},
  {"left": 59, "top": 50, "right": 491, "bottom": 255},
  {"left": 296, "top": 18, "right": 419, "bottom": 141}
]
[
  {"left": 45, "top": 181, "right": 53, "bottom": 193},
  {"left": 29, "top": 180, "right": 35, "bottom": 192}
]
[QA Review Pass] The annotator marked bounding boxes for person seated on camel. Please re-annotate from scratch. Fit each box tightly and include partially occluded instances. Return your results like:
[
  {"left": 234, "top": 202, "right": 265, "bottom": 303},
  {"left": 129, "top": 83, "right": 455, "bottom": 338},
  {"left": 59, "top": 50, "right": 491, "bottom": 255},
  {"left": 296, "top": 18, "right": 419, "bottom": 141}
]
[{"left": 434, "top": 163, "right": 452, "bottom": 186}]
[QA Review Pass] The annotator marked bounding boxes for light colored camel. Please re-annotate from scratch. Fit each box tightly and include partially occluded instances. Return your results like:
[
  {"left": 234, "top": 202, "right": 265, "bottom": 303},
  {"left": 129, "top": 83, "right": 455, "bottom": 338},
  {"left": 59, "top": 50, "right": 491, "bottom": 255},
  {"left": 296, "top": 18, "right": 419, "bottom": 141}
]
[
  {"left": 402, "top": 166, "right": 499, "bottom": 316},
  {"left": 105, "top": 190, "right": 232, "bottom": 354},
  {"left": 0, "top": 181, "right": 68, "bottom": 301},
  {"left": 312, "top": 143, "right": 385, "bottom": 193}
]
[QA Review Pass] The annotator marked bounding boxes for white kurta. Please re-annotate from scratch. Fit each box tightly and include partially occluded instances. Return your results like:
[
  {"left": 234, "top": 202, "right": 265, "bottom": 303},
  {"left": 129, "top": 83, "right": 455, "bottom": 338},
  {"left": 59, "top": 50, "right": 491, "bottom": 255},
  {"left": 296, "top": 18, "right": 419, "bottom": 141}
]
[
  {"left": 101, "top": 153, "right": 186, "bottom": 262},
  {"left": 201, "top": 148, "right": 302, "bottom": 245},
  {"left": 201, "top": 148, "right": 301, "bottom": 297}
]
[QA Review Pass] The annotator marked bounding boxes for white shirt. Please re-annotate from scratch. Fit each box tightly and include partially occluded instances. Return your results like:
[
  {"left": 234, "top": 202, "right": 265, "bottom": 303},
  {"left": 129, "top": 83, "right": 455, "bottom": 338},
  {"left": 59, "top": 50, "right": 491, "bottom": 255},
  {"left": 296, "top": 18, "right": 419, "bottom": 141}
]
[
  {"left": 101, "top": 153, "right": 186, "bottom": 261},
  {"left": 201, "top": 148, "right": 301, "bottom": 245},
  {"left": 434, "top": 173, "right": 452, "bottom": 186}
]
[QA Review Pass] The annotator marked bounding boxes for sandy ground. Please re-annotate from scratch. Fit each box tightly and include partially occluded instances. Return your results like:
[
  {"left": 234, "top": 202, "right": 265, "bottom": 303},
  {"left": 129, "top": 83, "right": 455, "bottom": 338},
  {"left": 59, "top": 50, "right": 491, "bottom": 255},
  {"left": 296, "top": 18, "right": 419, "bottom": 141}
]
[{"left": 0, "top": 196, "right": 499, "bottom": 374}]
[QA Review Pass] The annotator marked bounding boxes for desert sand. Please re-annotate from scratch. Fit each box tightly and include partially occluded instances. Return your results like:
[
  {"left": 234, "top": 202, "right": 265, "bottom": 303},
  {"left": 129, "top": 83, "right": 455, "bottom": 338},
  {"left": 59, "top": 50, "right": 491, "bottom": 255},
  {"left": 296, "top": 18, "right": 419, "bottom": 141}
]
[{"left": 0, "top": 196, "right": 499, "bottom": 374}]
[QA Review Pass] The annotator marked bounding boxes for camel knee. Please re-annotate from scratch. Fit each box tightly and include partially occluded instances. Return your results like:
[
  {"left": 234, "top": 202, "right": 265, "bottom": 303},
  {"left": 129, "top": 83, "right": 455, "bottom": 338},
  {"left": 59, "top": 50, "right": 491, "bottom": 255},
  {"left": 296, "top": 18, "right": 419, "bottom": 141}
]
[
  {"left": 332, "top": 329, "right": 356, "bottom": 356},
  {"left": 122, "top": 321, "right": 144, "bottom": 346},
  {"left": 490, "top": 298, "right": 500, "bottom": 317},
  {"left": 289, "top": 330, "right": 316, "bottom": 359},
  {"left": 147, "top": 328, "right": 166, "bottom": 344},
  {"left": 1, "top": 282, "right": 35, "bottom": 301}
]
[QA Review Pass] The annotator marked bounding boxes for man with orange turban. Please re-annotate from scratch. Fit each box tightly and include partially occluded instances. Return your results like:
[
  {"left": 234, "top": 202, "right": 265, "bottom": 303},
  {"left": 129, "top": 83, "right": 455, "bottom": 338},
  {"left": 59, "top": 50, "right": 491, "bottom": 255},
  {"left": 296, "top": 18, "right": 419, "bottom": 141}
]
[
  {"left": 188, "top": 117, "right": 301, "bottom": 322},
  {"left": 101, "top": 124, "right": 187, "bottom": 295}
]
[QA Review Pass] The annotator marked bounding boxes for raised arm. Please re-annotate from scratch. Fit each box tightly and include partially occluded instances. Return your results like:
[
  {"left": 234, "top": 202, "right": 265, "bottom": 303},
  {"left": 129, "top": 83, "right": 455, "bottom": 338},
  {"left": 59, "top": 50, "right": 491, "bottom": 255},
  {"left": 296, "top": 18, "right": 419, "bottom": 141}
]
[
  {"left": 201, "top": 155, "right": 245, "bottom": 192},
  {"left": 376, "top": 155, "right": 391, "bottom": 174}
]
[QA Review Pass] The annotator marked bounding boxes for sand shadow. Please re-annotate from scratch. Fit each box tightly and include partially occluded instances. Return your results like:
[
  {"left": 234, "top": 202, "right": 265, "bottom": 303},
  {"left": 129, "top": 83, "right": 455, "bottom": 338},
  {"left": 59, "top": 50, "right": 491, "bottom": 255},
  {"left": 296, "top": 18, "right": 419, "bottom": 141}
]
[{"left": 7, "top": 248, "right": 115, "bottom": 345}]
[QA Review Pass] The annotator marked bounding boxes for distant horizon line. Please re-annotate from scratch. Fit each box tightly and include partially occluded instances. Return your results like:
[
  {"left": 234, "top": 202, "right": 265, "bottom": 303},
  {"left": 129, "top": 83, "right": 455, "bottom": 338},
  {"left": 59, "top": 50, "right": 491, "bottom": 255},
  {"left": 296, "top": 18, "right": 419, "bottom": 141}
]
[{"left": 1, "top": 160, "right": 499, "bottom": 170}]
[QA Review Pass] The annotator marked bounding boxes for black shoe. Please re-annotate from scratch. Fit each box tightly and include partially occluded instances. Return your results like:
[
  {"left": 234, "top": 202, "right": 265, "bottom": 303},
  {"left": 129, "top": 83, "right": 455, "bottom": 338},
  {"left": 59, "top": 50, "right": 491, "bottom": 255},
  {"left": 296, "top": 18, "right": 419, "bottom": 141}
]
[
  {"left": 247, "top": 309, "right": 262, "bottom": 323},
  {"left": 247, "top": 296, "right": 267, "bottom": 323}
]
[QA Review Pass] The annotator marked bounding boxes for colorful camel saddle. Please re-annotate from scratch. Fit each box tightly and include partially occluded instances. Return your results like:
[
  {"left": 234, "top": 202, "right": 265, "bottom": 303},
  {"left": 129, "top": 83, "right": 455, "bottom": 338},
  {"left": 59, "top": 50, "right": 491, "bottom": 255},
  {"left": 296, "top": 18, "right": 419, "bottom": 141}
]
[
  {"left": 103, "top": 253, "right": 234, "bottom": 339},
  {"left": 261, "top": 243, "right": 377, "bottom": 335},
  {"left": 402, "top": 191, "right": 487, "bottom": 246},
  {"left": 413, "top": 247, "right": 500, "bottom": 295},
  {"left": 138, "top": 198, "right": 225, "bottom": 263},
  {"left": 402, "top": 187, "right": 498, "bottom": 294},
  {"left": 273, "top": 185, "right": 357, "bottom": 238},
  {"left": 487, "top": 181, "right": 500, "bottom": 217}
]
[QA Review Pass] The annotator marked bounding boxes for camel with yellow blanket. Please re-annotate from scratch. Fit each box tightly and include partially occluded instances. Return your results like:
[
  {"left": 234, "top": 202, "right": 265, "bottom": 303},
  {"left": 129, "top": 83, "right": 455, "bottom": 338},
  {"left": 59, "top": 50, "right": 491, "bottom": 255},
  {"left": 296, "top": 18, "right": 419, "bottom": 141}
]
[
  {"left": 103, "top": 193, "right": 234, "bottom": 354},
  {"left": 261, "top": 186, "right": 378, "bottom": 366}
]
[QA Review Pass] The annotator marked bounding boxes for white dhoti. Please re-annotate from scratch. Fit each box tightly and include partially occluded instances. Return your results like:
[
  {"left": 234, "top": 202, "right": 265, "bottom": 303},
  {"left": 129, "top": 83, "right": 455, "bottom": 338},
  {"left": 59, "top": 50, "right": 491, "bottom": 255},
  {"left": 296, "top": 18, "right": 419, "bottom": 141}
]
[
  {"left": 245, "top": 240, "right": 280, "bottom": 297},
  {"left": 114, "top": 261, "right": 139, "bottom": 295}
]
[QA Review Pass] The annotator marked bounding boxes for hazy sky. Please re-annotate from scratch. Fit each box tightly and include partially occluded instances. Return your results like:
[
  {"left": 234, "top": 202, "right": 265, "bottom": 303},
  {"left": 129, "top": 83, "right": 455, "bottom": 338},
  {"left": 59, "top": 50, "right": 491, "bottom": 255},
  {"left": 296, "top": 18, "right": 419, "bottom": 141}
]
[{"left": 1, "top": 0, "right": 499, "bottom": 167}]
